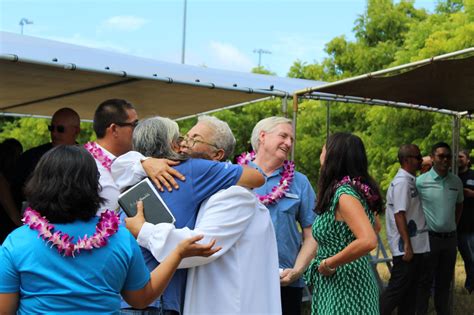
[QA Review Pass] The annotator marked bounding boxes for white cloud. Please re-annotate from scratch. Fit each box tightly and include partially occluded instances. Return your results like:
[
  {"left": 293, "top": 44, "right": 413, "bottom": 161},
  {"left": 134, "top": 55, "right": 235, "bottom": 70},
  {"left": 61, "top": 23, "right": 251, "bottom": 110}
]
[
  {"left": 102, "top": 15, "right": 149, "bottom": 31},
  {"left": 206, "top": 41, "right": 254, "bottom": 72}
]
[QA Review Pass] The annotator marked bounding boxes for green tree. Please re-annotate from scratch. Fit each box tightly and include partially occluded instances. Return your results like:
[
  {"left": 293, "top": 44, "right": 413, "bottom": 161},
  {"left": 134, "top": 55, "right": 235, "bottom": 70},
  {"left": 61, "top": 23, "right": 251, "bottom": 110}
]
[
  {"left": 251, "top": 66, "right": 276, "bottom": 75},
  {"left": 286, "top": 0, "right": 473, "bottom": 192}
]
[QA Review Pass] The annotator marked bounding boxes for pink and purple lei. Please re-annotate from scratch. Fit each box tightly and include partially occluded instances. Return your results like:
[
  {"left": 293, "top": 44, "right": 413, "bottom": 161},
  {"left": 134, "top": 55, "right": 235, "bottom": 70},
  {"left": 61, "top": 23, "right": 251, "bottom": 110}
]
[
  {"left": 335, "top": 175, "right": 380, "bottom": 206},
  {"left": 22, "top": 207, "right": 120, "bottom": 257},
  {"left": 237, "top": 151, "right": 295, "bottom": 205},
  {"left": 84, "top": 141, "right": 113, "bottom": 172}
]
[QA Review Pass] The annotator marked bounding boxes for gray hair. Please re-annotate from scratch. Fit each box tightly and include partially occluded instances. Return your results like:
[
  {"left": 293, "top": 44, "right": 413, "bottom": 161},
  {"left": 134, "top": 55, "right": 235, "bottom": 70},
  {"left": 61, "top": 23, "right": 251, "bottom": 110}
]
[
  {"left": 133, "top": 116, "right": 187, "bottom": 161},
  {"left": 251, "top": 116, "right": 292, "bottom": 152},
  {"left": 198, "top": 115, "right": 236, "bottom": 161}
]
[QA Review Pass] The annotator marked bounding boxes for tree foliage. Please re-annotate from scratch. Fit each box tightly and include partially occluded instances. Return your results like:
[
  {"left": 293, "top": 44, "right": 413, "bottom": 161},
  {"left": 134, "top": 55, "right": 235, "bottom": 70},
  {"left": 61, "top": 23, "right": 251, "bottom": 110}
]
[
  {"left": 1, "top": 0, "right": 473, "bottom": 195},
  {"left": 204, "top": 0, "right": 473, "bottom": 192},
  {"left": 0, "top": 117, "right": 94, "bottom": 151}
]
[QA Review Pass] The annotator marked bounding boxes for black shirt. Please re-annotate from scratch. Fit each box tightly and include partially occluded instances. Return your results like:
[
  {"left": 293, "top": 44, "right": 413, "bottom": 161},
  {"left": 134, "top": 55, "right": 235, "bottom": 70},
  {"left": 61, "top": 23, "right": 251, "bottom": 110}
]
[
  {"left": 458, "top": 168, "right": 474, "bottom": 233},
  {"left": 11, "top": 142, "right": 53, "bottom": 206}
]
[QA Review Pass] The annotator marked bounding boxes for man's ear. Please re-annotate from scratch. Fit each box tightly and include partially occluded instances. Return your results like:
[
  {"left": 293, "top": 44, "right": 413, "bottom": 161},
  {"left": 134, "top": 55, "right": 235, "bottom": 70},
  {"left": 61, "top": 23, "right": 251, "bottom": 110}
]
[
  {"left": 73, "top": 126, "right": 81, "bottom": 138},
  {"left": 107, "top": 123, "right": 119, "bottom": 137},
  {"left": 258, "top": 131, "right": 266, "bottom": 146},
  {"left": 213, "top": 149, "right": 226, "bottom": 162}
]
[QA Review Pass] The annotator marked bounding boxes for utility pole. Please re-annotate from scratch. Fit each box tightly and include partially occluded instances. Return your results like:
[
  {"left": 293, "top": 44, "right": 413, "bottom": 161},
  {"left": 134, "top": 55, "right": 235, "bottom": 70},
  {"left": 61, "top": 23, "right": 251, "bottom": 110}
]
[
  {"left": 253, "top": 49, "right": 271, "bottom": 67},
  {"left": 19, "top": 18, "right": 33, "bottom": 35},
  {"left": 181, "top": 0, "right": 187, "bottom": 64}
]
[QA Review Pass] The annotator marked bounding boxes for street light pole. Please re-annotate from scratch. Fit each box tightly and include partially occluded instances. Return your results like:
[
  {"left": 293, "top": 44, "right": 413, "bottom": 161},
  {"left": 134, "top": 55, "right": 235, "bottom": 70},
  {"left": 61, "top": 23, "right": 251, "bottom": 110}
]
[
  {"left": 181, "top": 0, "right": 187, "bottom": 64},
  {"left": 19, "top": 18, "right": 34, "bottom": 35}
]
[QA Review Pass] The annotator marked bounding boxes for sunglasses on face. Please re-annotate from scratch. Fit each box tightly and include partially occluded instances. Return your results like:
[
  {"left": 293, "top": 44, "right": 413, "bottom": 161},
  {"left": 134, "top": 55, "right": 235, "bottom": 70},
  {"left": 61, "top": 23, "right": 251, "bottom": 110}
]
[
  {"left": 435, "top": 154, "right": 452, "bottom": 160},
  {"left": 115, "top": 120, "right": 139, "bottom": 128},
  {"left": 48, "top": 124, "right": 65, "bottom": 133}
]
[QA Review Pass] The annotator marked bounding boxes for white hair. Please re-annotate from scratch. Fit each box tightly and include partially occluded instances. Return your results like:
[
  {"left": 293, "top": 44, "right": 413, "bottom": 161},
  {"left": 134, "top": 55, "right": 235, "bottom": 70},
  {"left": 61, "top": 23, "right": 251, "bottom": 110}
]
[
  {"left": 251, "top": 116, "right": 292, "bottom": 152},
  {"left": 198, "top": 115, "right": 236, "bottom": 161},
  {"left": 133, "top": 116, "right": 186, "bottom": 161}
]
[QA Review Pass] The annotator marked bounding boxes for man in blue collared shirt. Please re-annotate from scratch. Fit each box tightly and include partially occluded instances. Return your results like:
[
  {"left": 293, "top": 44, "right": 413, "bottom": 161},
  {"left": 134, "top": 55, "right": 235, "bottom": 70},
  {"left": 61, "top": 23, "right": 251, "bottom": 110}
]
[
  {"left": 250, "top": 116, "right": 317, "bottom": 315},
  {"left": 416, "top": 142, "right": 463, "bottom": 315}
]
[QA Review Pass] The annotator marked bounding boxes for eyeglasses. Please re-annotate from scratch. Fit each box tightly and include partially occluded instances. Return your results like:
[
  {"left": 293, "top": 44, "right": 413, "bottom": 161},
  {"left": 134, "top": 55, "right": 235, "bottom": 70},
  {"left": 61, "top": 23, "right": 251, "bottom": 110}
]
[
  {"left": 48, "top": 124, "right": 65, "bottom": 133},
  {"left": 115, "top": 120, "right": 139, "bottom": 128},
  {"left": 181, "top": 136, "right": 219, "bottom": 149},
  {"left": 407, "top": 154, "right": 423, "bottom": 161},
  {"left": 435, "top": 154, "right": 452, "bottom": 160}
]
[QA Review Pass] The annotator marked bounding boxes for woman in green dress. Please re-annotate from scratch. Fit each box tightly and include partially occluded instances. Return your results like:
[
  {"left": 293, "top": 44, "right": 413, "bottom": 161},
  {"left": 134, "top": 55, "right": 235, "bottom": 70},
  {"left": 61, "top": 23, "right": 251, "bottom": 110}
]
[{"left": 305, "top": 132, "right": 383, "bottom": 314}]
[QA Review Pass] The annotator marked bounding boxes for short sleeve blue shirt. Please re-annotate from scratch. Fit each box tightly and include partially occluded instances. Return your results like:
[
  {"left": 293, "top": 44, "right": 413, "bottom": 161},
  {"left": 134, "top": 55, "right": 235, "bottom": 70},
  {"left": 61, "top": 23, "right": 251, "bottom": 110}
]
[
  {"left": 250, "top": 161, "right": 316, "bottom": 287},
  {"left": 123, "top": 158, "right": 243, "bottom": 312},
  {"left": 0, "top": 218, "right": 150, "bottom": 314}
]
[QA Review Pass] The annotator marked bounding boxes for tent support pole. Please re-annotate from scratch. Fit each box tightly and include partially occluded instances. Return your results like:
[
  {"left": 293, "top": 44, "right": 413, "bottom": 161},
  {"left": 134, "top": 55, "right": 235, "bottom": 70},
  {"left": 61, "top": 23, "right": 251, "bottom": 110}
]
[
  {"left": 282, "top": 95, "right": 288, "bottom": 118},
  {"left": 452, "top": 114, "right": 461, "bottom": 174},
  {"left": 291, "top": 94, "right": 299, "bottom": 161},
  {"left": 326, "top": 101, "right": 330, "bottom": 139}
]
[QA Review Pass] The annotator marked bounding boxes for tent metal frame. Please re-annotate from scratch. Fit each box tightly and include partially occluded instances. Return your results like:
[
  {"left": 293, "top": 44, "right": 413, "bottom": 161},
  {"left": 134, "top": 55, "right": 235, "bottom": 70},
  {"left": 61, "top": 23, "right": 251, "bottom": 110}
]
[{"left": 291, "top": 48, "right": 474, "bottom": 166}]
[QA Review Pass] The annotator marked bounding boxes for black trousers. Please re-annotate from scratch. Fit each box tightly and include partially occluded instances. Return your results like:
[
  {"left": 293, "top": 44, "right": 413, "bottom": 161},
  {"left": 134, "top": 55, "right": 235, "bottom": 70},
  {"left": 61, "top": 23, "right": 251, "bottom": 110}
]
[
  {"left": 379, "top": 254, "right": 426, "bottom": 315},
  {"left": 418, "top": 233, "right": 457, "bottom": 315},
  {"left": 281, "top": 286, "right": 303, "bottom": 315}
]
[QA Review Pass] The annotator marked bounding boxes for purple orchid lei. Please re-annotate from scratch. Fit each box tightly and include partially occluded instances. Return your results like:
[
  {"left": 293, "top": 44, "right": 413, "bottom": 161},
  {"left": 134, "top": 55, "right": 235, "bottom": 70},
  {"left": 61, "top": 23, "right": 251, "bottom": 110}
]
[
  {"left": 22, "top": 207, "right": 120, "bottom": 257},
  {"left": 237, "top": 151, "right": 295, "bottom": 205},
  {"left": 84, "top": 142, "right": 113, "bottom": 172},
  {"left": 335, "top": 175, "right": 380, "bottom": 206}
]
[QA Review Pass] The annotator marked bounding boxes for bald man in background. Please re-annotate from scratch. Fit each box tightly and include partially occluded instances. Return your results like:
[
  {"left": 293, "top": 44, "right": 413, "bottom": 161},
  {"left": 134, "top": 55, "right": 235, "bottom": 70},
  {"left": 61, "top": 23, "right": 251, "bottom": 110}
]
[{"left": 12, "top": 107, "right": 81, "bottom": 206}]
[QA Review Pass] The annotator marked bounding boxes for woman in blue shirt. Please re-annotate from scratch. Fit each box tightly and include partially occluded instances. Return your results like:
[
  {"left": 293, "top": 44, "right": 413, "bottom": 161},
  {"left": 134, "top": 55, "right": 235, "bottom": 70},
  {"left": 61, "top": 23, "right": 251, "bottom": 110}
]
[{"left": 0, "top": 145, "right": 218, "bottom": 314}]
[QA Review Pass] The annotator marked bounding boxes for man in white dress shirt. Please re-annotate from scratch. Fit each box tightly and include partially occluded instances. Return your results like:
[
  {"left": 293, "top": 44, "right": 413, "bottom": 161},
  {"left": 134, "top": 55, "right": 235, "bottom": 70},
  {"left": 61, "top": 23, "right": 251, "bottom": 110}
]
[
  {"left": 87, "top": 99, "right": 139, "bottom": 213},
  {"left": 124, "top": 115, "right": 281, "bottom": 314},
  {"left": 89, "top": 99, "right": 184, "bottom": 214}
]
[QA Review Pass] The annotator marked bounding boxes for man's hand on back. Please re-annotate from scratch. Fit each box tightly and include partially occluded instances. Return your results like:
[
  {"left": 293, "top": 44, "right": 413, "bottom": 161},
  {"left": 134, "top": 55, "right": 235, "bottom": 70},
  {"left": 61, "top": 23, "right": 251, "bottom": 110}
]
[{"left": 141, "top": 158, "right": 186, "bottom": 192}]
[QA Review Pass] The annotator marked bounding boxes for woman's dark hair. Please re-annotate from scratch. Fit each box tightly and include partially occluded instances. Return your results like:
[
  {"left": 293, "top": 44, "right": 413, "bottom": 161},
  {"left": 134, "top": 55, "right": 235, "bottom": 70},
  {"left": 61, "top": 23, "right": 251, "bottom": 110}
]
[
  {"left": 24, "top": 145, "right": 104, "bottom": 223},
  {"left": 316, "top": 132, "right": 382, "bottom": 214}
]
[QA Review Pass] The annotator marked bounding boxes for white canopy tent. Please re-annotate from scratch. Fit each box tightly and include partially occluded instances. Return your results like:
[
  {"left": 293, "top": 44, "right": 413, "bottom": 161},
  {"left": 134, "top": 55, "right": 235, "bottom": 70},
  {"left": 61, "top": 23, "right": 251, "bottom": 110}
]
[{"left": 0, "top": 31, "right": 326, "bottom": 121}]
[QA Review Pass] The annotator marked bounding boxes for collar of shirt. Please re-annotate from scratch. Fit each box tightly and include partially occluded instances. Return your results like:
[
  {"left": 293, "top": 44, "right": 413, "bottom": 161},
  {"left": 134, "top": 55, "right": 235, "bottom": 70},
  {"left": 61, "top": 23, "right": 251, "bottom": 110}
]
[
  {"left": 428, "top": 166, "right": 446, "bottom": 180},
  {"left": 248, "top": 161, "right": 283, "bottom": 178},
  {"left": 396, "top": 168, "right": 416, "bottom": 181},
  {"left": 95, "top": 142, "right": 116, "bottom": 161}
]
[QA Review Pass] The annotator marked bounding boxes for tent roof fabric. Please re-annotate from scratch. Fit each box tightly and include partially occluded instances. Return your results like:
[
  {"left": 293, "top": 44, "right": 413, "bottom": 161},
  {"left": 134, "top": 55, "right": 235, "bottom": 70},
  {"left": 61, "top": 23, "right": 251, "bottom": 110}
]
[
  {"left": 0, "top": 31, "right": 325, "bottom": 120},
  {"left": 306, "top": 49, "right": 474, "bottom": 113}
]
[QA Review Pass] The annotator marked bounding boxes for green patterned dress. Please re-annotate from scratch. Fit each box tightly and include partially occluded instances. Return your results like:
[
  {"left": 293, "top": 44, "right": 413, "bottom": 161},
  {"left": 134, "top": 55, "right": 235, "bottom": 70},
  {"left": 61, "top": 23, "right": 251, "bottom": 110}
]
[{"left": 305, "top": 184, "right": 379, "bottom": 314}]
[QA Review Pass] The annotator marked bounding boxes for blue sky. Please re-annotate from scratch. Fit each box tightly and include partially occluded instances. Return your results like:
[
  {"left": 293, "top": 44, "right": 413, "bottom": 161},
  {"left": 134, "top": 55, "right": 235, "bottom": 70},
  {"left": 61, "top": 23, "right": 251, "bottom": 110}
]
[{"left": 1, "top": 0, "right": 436, "bottom": 76}]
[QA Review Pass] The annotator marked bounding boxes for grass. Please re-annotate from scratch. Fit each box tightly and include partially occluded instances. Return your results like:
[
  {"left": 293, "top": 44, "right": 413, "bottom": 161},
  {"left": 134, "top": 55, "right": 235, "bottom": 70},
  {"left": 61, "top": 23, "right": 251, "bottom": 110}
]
[
  {"left": 376, "top": 214, "right": 473, "bottom": 314},
  {"left": 376, "top": 254, "right": 473, "bottom": 314}
]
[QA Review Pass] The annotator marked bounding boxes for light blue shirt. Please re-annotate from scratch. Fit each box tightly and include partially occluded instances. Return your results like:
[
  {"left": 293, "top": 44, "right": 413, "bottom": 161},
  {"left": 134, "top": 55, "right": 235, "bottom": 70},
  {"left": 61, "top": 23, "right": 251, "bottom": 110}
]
[
  {"left": 250, "top": 161, "right": 316, "bottom": 287},
  {"left": 416, "top": 167, "right": 464, "bottom": 232},
  {"left": 0, "top": 218, "right": 150, "bottom": 314}
]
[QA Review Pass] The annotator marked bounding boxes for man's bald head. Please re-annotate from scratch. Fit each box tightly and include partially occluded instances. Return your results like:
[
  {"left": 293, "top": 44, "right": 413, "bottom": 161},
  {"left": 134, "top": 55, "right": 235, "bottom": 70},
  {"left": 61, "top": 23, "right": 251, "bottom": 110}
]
[
  {"left": 398, "top": 144, "right": 422, "bottom": 175},
  {"left": 50, "top": 107, "right": 81, "bottom": 146}
]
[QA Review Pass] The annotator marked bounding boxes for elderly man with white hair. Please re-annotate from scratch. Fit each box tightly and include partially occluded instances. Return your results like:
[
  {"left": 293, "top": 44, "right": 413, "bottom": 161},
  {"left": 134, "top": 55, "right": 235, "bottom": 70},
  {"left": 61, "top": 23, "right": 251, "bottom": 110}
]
[
  {"left": 243, "top": 116, "right": 317, "bottom": 315},
  {"left": 113, "top": 115, "right": 281, "bottom": 315}
]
